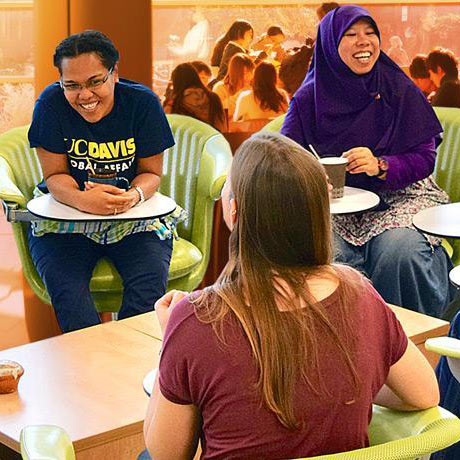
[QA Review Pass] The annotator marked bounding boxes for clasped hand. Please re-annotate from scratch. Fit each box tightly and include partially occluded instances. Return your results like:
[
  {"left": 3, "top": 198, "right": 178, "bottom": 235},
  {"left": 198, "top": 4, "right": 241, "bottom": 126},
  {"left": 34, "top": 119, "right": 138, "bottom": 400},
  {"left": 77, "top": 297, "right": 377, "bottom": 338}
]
[
  {"left": 342, "top": 147, "right": 379, "bottom": 176},
  {"left": 81, "top": 181, "right": 139, "bottom": 215},
  {"left": 155, "top": 290, "right": 189, "bottom": 336}
]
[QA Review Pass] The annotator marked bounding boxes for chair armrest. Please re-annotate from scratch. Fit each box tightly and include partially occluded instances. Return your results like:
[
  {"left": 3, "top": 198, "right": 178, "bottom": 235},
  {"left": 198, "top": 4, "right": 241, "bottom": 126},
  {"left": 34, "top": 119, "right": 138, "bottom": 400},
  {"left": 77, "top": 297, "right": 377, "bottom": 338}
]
[
  {"left": 202, "top": 134, "right": 233, "bottom": 200},
  {"left": 0, "top": 156, "right": 26, "bottom": 207},
  {"left": 425, "top": 336, "right": 460, "bottom": 359},
  {"left": 369, "top": 404, "right": 459, "bottom": 444},
  {"left": 20, "top": 425, "right": 76, "bottom": 460}
]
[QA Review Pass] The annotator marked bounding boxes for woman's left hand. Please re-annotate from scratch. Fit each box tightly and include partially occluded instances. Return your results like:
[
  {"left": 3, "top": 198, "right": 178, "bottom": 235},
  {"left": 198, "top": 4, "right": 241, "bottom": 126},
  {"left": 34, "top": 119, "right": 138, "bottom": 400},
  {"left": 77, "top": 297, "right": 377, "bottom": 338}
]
[
  {"left": 342, "top": 147, "right": 379, "bottom": 176},
  {"left": 155, "top": 290, "right": 189, "bottom": 336}
]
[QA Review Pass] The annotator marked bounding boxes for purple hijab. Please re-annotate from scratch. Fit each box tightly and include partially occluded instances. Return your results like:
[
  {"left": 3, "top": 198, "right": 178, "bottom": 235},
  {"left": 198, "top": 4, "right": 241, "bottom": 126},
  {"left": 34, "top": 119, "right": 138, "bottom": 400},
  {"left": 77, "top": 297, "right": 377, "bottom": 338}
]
[{"left": 281, "top": 5, "right": 442, "bottom": 158}]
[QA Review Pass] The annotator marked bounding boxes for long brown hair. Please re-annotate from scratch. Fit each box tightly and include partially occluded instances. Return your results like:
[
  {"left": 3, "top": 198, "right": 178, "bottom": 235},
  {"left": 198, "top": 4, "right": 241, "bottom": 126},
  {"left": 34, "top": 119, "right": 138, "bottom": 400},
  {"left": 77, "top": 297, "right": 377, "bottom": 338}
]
[
  {"left": 195, "top": 132, "right": 361, "bottom": 430},
  {"left": 170, "top": 62, "right": 225, "bottom": 130},
  {"left": 253, "top": 61, "right": 288, "bottom": 113},
  {"left": 224, "top": 53, "right": 254, "bottom": 96}
]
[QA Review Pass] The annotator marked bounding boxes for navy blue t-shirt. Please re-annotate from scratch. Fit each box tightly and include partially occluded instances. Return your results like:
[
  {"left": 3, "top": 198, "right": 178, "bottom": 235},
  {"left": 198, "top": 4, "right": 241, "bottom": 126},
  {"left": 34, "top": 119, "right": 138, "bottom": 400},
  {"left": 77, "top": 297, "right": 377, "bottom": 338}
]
[{"left": 28, "top": 79, "right": 175, "bottom": 189}]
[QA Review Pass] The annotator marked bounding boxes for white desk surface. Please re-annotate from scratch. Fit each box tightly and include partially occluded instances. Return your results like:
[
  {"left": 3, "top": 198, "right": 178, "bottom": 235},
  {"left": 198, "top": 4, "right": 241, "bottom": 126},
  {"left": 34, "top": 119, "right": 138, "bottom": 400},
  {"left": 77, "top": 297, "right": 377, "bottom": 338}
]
[
  {"left": 330, "top": 186, "right": 380, "bottom": 215},
  {"left": 27, "top": 192, "right": 176, "bottom": 222},
  {"left": 412, "top": 203, "right": 460, "bottom": 239}
]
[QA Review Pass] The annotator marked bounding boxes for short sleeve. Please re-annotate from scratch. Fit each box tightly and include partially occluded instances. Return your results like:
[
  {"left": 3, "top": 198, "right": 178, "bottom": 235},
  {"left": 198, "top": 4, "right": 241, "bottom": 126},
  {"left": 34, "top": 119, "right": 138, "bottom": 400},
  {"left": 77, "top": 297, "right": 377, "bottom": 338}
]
[
  {"left": 158, "top": 298, "right": 196, "bottom": 405},
  {"left": 134, "top": 91, "right": 175, "bottom": 158},
  {"left": 362, "top": 276, "right": 409, "bottom": 368},
  {"left": 28, "top": 99, "right": 66, "bottom": 154}
]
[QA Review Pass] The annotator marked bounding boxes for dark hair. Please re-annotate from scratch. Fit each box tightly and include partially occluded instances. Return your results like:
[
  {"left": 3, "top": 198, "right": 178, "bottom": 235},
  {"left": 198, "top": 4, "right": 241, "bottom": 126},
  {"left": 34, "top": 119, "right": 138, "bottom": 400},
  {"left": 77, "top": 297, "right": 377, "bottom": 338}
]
[
  {"left": 317, "top": 2, "right": 340, "bottom": 20},
  {"left": 267, "top": 25, "right": 284, "bottom": 37},
  {"left": 211, "top": 20, "right": 254, "bottom": 67},
  {"left": 409, "top": 54, "right": 430, "bottom": 79},
  {"left": 53, "top": 30, "right": 119, "bottom": 73},
  {"left": 426, "top": 47, "right": 459, "bottom": 80},
  {"left": 170, "top": 63, "right": 225, "bottom": 130},
  {"left": 253, "top": 61, "right": 287, "bottom": 113},
  {"left": 190, "top": 60, "right": 212, "bottom": 76},
  {"left": 279, "top": 45, "right": 313, "bottom": 98}
]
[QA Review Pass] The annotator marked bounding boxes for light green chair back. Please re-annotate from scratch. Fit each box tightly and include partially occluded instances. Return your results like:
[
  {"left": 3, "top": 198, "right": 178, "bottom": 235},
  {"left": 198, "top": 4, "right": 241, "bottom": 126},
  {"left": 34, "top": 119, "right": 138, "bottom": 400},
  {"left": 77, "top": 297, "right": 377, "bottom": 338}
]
[
  {"left": 20, "top": 425, "right": 75, "bottom": 460},
  {"left": 263, "top": 114, "right": 286, "bottom": 133},
  {"left": 433, "top": 107, "right": 460, "bottom": 265},
  {"left": 20, "top": 406, "right": 460, "bottom": 460},
  {"left": 0, "top": 115, "right": 231, "bottom": 319}
]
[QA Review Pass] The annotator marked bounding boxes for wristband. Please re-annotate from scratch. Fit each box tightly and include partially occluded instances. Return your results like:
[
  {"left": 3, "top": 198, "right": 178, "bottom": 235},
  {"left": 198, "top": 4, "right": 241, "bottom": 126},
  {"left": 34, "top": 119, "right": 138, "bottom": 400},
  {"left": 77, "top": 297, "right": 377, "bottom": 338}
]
[{"left": 132, "top": 185, "right": 145, "bottom": 205}]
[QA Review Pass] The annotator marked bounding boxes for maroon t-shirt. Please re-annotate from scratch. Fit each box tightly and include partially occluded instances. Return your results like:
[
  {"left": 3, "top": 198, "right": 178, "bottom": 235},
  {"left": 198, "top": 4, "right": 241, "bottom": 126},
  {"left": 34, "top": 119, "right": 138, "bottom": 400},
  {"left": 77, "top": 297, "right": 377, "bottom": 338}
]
[{"left": 159, "top": 273, "right": 408, "bottom": 459}]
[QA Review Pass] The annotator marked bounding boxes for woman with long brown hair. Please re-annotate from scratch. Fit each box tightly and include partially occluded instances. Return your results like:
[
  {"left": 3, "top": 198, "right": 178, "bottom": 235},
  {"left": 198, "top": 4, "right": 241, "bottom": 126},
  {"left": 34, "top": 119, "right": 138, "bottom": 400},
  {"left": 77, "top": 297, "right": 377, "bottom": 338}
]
[
  {"left": 143, "top": 132, "right": 438, "bottom": 459},
  {"left": 213, "top": 53, "right": 254, "bottom": 120},
  {"left": 233, "top": 61, "right": 289, "bottom": 122},
  {"left": 164, "top": 62, "right": 225, "bottom": 132}
]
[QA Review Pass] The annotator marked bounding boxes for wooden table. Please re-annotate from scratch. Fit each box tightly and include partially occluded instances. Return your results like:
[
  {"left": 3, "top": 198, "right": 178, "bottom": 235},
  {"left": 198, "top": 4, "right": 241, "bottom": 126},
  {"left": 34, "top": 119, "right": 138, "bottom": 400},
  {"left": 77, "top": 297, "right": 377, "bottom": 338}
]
[
  {"left": 0, "top": 321, "right": 161, "bottom": 460},
  {"left": 119, "top": 306, "right": 450, "bottom": 368},
  {"left": 389, "top": 304, "right": 449, "bottom": 367}
]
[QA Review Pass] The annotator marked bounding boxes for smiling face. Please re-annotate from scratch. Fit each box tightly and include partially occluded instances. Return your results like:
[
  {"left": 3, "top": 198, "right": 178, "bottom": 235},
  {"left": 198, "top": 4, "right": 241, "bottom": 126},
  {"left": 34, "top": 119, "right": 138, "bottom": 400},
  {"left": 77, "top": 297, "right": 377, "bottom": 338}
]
[
  {"left": 338, "top": 19, "right": 380, "bottom": 75},
  {"left": 60, "top": 52, "right": 118, "bottom": 123}
]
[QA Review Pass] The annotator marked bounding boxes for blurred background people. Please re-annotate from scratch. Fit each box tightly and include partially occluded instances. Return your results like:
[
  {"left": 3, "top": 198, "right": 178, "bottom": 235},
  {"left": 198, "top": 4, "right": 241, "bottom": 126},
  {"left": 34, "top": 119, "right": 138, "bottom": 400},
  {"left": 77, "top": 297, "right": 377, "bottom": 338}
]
[
  {"left": 213, "top": 53, "right": 255, "bottom": 121},
  {"left": 168, "top": 9, "right": 209, "bottom": 61},
  {"left": 409, "top": 54, "right": 437, "bottom": 97},
  {"left": 233, "top": 61, "right": 289, "bottom": 122},
  {"left": 253, "top": 25, "right": 287, "bottom": 62},
  {"left": 279, "top": 42, "right": 314, "bottom": 98},
  {"left": 210, "top": 20, "right": 253, "bottom": 69},
  {"left": 426, "top": 47, "right": 460, "bottom": 108},
  {"left": 387, "top": 35, "right": 410, "bottom": 67},
  {"left": 190, "top": 60, "right": 212, "bottom": 87},
  {"left": 316, "top": 2, "right": 340, "bottom": 21},
  {"left": 211, "top": 20, "right": 254, "bottom": 87},
  {"left": 164, "top": 62, "right": 225, "bottom": 132}
]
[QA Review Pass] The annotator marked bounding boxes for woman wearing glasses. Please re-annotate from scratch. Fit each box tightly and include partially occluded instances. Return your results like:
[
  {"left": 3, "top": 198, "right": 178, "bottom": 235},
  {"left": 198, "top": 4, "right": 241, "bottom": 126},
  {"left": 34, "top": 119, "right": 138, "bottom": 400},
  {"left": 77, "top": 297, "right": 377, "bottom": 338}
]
[{"left": 27, "top": 30, "right": 183, "bottom": 333}]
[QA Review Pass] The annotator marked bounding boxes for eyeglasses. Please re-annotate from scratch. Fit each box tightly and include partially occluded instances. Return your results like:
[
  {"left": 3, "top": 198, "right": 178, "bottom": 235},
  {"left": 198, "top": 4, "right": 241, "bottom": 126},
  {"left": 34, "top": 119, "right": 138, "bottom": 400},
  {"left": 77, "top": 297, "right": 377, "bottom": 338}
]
[{"left": 60, "top": 67, "right": 113, "bottom": 93}]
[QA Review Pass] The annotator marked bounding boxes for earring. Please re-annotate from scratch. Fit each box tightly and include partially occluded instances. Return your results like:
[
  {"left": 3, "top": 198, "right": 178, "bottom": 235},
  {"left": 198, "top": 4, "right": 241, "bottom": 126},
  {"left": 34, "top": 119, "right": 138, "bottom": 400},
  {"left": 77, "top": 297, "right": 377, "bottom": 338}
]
[{"left": 231, "top": 210, "right": 237, "bottom": 216}]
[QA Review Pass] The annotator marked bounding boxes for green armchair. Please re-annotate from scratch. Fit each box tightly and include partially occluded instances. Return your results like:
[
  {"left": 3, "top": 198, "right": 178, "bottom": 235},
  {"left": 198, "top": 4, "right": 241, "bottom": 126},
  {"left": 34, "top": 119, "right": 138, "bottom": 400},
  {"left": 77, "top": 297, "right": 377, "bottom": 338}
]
[
  {"left": 433, "top": 107, "right": 460, "bottom": 266},
  {"left": 20, "top": 406, "right": 460, "bottom": 460},
  {"left": 0, "top": 115, "right": 232, "bottom": 339}
]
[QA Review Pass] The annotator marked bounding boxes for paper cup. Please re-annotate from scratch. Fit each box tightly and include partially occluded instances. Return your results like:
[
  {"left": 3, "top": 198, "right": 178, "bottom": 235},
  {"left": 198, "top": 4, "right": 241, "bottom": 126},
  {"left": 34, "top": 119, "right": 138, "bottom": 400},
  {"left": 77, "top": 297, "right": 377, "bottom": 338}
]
[{"left": 319, "top": 157, "right": 348, "bottom": 199}]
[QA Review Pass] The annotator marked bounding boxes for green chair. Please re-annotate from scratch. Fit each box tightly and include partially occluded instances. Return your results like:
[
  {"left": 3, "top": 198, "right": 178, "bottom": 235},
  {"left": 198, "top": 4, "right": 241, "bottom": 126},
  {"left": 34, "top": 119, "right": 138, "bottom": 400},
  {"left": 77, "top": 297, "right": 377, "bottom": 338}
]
[
  {"left": 20, "top": 425, "right": 75, "bottom": 460},
  {"left": 262, "top": 114, "right": 286, "bottom": 133},
  {"left": 20, "top": 406, "right": 460, "bottom": 460},
  {"left": 433, "top": 107, "right": 460, "bottom": 266},
  {"left": 0, "top": 115, "right": 232, "bottom": 338}
]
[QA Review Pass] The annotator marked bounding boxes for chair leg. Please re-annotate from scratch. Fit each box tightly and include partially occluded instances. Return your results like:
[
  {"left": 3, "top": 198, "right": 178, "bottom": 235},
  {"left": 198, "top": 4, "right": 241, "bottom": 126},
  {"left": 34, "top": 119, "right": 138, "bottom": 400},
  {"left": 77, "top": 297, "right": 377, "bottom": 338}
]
[
  {"left": 99, "top": 312, "right": 113, "bottom": 323},
  {"left": 22, "top": 272, "right": 61, "bottom": 342}
]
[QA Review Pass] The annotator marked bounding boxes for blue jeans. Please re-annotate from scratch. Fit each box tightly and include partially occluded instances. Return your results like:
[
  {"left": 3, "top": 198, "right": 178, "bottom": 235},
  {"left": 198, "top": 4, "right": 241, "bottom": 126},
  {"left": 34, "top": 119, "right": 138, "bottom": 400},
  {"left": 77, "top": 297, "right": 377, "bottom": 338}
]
[
  {"left": 334, "top": 228, "right": 453, "bottom": 318},
  {"left": 28, "top": 228, "right": 173, "bottom": 332}
]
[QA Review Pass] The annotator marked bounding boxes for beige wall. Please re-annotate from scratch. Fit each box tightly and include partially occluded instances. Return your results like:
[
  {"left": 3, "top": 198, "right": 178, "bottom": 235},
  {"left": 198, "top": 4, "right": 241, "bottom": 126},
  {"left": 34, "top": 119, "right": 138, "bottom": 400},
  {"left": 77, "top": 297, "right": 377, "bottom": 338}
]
[{"left": 34, "top": 0, "right": 152, "bottom": 97}]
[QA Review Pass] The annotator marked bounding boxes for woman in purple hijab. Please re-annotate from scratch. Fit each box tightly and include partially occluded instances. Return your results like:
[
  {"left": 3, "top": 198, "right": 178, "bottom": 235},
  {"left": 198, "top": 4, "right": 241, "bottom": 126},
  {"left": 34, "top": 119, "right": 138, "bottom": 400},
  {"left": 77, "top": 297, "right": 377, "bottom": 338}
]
[{"left": 281, "top": 5, "right": 453, "bottom": 318}]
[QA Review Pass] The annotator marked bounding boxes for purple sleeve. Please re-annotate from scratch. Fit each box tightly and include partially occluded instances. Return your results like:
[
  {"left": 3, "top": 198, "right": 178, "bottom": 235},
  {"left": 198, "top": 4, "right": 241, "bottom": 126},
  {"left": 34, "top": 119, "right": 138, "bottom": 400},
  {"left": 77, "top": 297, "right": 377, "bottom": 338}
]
[
  {"left": 281, "top": 98, "right": 308, "bottom": 148},
  {"left": 346, "top": 137, "right": 437, "bottom": 192}
]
